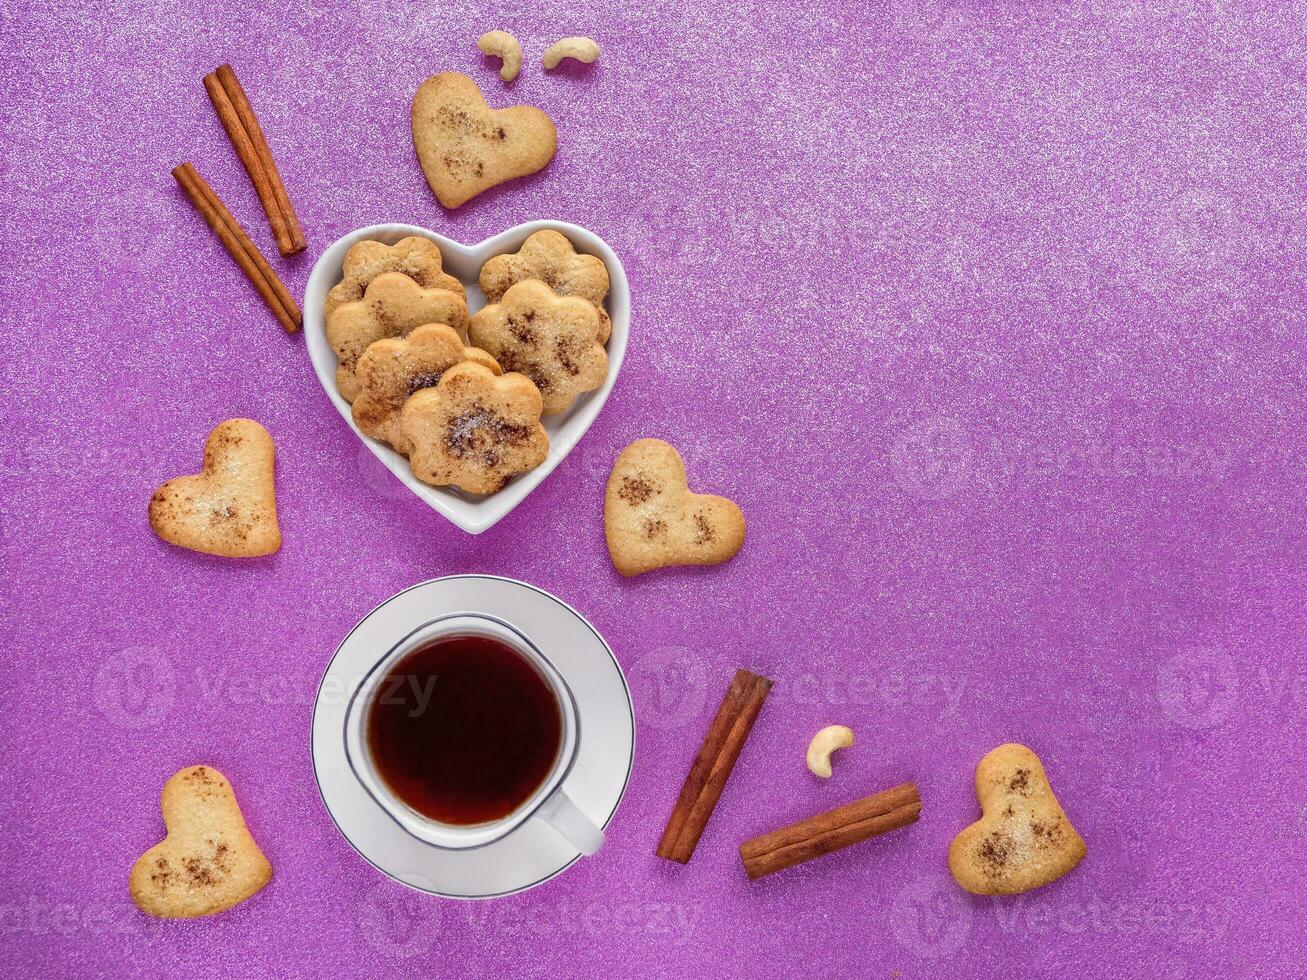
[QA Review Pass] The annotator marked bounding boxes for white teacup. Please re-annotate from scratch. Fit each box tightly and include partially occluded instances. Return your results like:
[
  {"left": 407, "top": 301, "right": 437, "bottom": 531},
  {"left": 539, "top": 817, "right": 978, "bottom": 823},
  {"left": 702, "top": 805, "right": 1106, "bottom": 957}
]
[{"left": 343, "top": 613, "right": 604, "bottom": 855}]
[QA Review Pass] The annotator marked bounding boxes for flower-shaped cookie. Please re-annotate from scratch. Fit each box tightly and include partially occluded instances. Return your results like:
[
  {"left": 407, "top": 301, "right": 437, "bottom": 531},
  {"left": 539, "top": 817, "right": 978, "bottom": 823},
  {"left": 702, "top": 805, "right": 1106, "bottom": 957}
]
[
  {"left": 468, "top": 279, "right": 608, "bottom": 415},
  {"left": 326, "top": 272, "right": 469, "bottom": 402},
  {"left": 352, "top": 323, "right": 501, "bottom": 455},
  {"left": 479, "top": 230, "right": 611, "bottom": 343},
  {"left": 400, "top": 362, "right": 549, "bottom": 494},
  {"left": 324, "top": 236, "right": 464, "bottom": 318}
]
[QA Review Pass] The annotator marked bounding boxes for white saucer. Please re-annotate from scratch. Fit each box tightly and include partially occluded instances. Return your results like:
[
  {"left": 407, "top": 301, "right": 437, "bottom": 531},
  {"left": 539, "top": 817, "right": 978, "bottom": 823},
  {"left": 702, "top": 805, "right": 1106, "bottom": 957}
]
[{"left": 311, "top": 576, "right": 635, "bottom": 899}]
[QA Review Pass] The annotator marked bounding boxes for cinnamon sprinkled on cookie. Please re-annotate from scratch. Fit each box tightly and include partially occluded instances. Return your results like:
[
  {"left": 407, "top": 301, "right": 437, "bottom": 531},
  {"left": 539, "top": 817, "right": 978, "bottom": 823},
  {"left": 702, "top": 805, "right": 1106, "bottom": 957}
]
[
  {"left": 619, "top": 475, "right": 657, "bottom": 505},
  {"left": 400, "top": 362, "right": 548, "bottom": 495},
  {"left": 129, "top": 766, "right": 272, "bottom": 918},
  {"left": 949, "top": 744, "right": 1086, "bottom": 895},
  {"left": 148, "top": 419, "right": 280, "bottom": 558},
  {"left": 351, "top": 323, "right": 500, "bottom": 455},
  {"left": 411, "top": 72, "right": 556, "bottom": 209}
]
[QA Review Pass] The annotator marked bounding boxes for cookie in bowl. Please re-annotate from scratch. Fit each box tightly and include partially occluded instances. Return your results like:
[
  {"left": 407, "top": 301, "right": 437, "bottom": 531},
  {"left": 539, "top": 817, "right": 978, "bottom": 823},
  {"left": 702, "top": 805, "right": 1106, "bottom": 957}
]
[
  {"left": 327, "top": 272, "right": 469, "bottom": 402},
  {"left": 325, "top": 236, "right": 464, "bottom": 318},
  {"left": 353, "top": 324, "right": 501, "bottom": 455},
  {"left": 479, "top": 229, "right": 612, "bottom": 343},
  {"left": 400, "top": 362, "right": 549, "bottom": 495},
  {"left": 468, "top": 279, "right": 608, "bottom": 415}
]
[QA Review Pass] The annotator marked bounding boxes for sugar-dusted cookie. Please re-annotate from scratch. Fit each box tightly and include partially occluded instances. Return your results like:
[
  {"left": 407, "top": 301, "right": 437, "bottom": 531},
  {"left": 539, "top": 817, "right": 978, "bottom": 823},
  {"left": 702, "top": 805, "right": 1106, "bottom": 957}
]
[
  {"left": 353, "top": 323, "right": 501, "bottom": 455},
  {"left": 479, "top": 229, "right": 612, "bottom": 342},
  {"left": 411, "top": 72, "right": 557, "bottom": 209},
  {"left": 468, "top": 279, "right": 608, "bottom": 415},
  {"left": 604, "top": 438, "right": 746, "bottom": 577},
  {"left": 324, "top": 236, "right": 464, "bottom": 319},
  {"left": 327, "top": 271, "right": 469, "bottom": 402},
  {"left": 130, "top": 766, "right": 272, "bottom": 919},
  {"left": 948, "top": 743, "right": 1087, "bottom": 895},
  {"left": 400, "top": 362, "right": 549, "bottom": 494},
  {"left": 149, "top": 419, "right": 280, "bottom": 558}
]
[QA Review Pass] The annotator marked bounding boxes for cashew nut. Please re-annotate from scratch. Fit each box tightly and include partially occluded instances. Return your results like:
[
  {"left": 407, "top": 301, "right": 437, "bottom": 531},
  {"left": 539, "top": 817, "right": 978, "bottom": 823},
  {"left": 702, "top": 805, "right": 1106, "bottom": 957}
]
[
  {"left": 806, "top": 725, "right": 854, "bottom": 778},
  {"left": 477, "top": 30, "right": 522, "bottom": 82},
  {"left": 542, "top": 36, "right": 601, "bottom": 70}
]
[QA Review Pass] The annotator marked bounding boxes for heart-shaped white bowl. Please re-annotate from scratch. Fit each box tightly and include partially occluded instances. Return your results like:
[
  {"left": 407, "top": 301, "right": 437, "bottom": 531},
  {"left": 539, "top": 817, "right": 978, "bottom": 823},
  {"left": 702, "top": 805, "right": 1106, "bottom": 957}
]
[{"left": 304, "top": 221, "right": 629, "bottom": 534}]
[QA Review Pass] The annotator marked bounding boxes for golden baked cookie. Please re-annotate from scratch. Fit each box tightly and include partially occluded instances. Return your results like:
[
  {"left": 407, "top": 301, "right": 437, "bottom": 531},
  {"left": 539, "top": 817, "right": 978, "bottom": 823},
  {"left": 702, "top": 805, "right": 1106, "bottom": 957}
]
[
  {"left": 400, "top": 362, "right": 549, "bottom": 494},
  {"left": 324, "top": 236, "right": 464, "bottom": 319},
  {"left": 352, "top": 323, "right": 501, "bottom": 455},
  {"left": 411, "top": 72, "right": 557, "bottom": 209},
  {"left": 326, "top": 271, "right": 468, "bottom": 402},
  {"left": 468, "top": 279, "right": 608, "bottom": 415},
  {"left": 948, "top": 743, "right": 1087, "bottom": 895},
  {"left": 479, "top": 229, "right": 611, "bottom": 343},
  {"left": 130, "top": 765, "right": 272, "bottom": 918},
  {"left": 604, "top": 438, "right": 746, "bottom": 577},
  {"left": 148, "top": 419, "right": 280, "bottom": 558}
]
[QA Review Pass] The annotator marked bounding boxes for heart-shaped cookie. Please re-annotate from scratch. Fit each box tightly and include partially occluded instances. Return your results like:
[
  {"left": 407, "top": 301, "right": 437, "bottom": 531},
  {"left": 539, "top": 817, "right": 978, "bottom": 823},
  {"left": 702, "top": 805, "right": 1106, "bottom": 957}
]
[
  {"left": 948, "top": 743, "right": 1087, "bottom": 895},
  {"left": 148, "top": 419, "right": 280, "bottom": 558},
  {"left": 130, "top": 765, "right": 272, "bottom": 918},
  {"left": 604, "top": 438, "right": 746, "bottom": 577},
  {"left": 411, "top": 72, "right": 557, "bottom": 209}
]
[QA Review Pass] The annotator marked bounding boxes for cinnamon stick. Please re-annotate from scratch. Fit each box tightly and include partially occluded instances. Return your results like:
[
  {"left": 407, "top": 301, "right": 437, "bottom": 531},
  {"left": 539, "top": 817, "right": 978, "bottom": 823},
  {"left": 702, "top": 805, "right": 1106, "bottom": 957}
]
[
  {"left": 172, "top": 163, "right": 301, "bottom": 334},
  {"left": 204, "top": 64, "right": 305, "bottom": 256},
  {"left": 739, "top": 781, "right": 921, "bottom": 880},
  {"left": 656, "top": 669, "right": 772, "bottom": 864}
]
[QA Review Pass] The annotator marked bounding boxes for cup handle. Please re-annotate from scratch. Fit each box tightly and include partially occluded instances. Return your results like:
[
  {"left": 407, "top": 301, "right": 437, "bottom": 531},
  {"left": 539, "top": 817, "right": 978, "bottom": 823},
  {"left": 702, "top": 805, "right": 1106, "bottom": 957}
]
[{"left": 536, "top": 789, "right": 604, "bottom": 856}]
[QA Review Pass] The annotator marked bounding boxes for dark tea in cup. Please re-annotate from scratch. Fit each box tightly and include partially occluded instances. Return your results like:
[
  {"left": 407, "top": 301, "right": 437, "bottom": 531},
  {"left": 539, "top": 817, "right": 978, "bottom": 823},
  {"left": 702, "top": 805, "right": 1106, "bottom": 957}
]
[{"left": 366, "top": 634, "right": 563, "bottom": 825}]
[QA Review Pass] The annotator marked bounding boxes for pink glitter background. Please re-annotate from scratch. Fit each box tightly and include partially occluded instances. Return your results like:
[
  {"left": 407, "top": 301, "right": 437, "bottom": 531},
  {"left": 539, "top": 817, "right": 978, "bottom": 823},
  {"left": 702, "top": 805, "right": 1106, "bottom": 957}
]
[{"left": 2, "top": 1, "right": 1304, "bottom": 976}]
